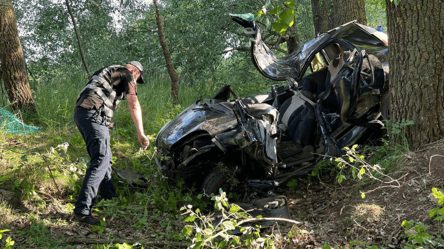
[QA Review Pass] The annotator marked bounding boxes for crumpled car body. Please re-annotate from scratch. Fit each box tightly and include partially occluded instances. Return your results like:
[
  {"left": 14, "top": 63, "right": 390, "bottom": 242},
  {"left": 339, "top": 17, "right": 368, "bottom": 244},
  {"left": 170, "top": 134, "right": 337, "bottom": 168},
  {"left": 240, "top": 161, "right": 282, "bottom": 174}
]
[{"left": 155, "top": 17, "right": 389, "bottom": 194}]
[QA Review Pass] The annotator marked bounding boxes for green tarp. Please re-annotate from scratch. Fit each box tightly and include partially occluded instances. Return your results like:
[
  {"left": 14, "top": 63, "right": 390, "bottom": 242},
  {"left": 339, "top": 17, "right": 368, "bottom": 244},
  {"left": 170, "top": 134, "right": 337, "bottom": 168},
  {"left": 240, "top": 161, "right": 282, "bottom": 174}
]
[{"left": 0, "top": 108, "right": 40, "bottom": 134}]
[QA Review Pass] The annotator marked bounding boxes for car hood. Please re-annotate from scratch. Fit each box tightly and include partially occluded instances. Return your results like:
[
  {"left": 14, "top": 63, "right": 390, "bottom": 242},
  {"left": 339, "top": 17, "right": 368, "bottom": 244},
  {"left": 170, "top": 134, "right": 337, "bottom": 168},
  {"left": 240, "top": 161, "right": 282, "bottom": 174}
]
[{"left": 156, "top": 99, "right": 238, "bottom": 150}]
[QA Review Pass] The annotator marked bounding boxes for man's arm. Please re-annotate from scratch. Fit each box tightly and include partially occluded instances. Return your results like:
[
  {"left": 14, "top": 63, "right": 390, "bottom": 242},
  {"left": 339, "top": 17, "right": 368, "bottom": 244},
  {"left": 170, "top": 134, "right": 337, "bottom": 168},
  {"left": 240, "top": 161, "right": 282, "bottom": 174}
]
[{"left": 127, "top": 94, "right": 149, "bottom": 148}]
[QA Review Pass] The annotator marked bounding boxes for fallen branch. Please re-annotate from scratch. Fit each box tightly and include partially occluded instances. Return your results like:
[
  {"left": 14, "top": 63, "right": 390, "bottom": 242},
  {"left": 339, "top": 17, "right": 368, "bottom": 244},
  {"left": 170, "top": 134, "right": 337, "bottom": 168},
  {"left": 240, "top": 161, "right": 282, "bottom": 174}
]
[
  {"left": 64, "top": 237, "right": 189, "bottom": 247},
  {"left": 237, "top": 217, "right": 303, "bottom": 226},
  {"left": 428, "top": 154, "right": 444, "bottom": 174}
]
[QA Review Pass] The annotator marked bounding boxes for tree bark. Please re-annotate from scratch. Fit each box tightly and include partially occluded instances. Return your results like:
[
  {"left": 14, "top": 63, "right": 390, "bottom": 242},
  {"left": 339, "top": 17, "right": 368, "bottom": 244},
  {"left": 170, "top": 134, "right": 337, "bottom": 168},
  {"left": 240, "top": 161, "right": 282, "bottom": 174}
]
[
  {"left": 386, "top": 0, "right": 444, "bottom": 149},
  {"left": 329, "top": 0, "right": 367, "bottom": 29},
  {"left": 65, "top": 0, "right": 90, "bottom": 77},
  {"left": 311, "top": 0, "right": 330, "bottom": 35},
  {"left": 285, "top": 19, "right": 299, "bottom": 54},
  {"left": 0, "top": 0, "right": 36, "bottom": 112},
  {"left": 153, "top": 0, "right": 180, "bottom": 105}
]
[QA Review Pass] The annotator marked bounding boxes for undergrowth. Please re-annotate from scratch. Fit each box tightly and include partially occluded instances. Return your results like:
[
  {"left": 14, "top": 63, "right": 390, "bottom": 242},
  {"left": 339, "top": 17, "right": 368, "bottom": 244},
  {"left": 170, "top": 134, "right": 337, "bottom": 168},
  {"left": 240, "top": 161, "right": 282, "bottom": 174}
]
[{"left": 0, "top": 68, "right": 431, "bottom": 249}]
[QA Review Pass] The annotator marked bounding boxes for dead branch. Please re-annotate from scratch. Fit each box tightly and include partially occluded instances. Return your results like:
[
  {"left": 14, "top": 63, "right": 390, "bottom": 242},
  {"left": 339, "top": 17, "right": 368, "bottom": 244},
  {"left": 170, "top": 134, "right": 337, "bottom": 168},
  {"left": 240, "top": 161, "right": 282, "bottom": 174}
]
[
  {"left": 64, "top": 237, "right": 189, "bottom": 247},
  {"left": 237, "top": 217, "right": 303, "bottom": 226},
  {"left": 428, "top": 154, "right": 444, "bottom": 174},
  {"left": 64, "top": 0, "right": 90, "bottom": 77}
]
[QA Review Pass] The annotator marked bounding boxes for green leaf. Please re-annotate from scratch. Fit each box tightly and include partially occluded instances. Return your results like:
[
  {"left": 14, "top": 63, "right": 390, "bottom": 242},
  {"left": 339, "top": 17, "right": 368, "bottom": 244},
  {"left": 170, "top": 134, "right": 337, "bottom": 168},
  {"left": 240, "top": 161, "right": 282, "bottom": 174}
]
[
  {"left": 352, "top": 168, "right": 357, "bottom": 179},
  {"left": 204, "top": 228, "right": 213, "bottom": 235},
  {"left": 185, "top": 215, "right": 196, "bottom": 222},
  {"left": 414, "top": 222, "right": 428, "bottom": 233},
  {"left": 322, "top": 243, "right": 332, "bottom": 249},
  {"left": 232, "top": 236, "right": 241, "bottom": 245},
  {"left": 269, "top": 5, "right": 283, "bottom": 15},
  {"left": 181, "top": 225, "right": 193, "bottom": 236},
  {"left": 256, "top": 9, "right": 265, "bottom": 16},
  {"left": 279, "top": 8, "right": 295, "bottom": 25},
  {"left": 223, "top": 221, "right": 236, "bottom": 231},
  {"left": 402, "top": 220, "right": 415, "bottom": 230},
  {"left": 434, "top": 216, "right": 444, "bottom": 222},
  {"left": 432, "top": 188, "right": 444, "bottom": 205},
  {"left": 429, "top": 208, "right": 438, "bottom": 218},
  {"left": 218, "top": 241, "right": 227, "bottom": 248},
  {"left": 349, "top": 240, "right": 366, "bottom": 246},
  {"left": 285, "top": 0, "right": 296, "bottom": 8},
  {"left": 337, "top": 174, "right": 343, "bottom": 183},
  {"left": 229, "top": 204, "right": 241, "bottom": 214},
  {"left": 194, "top": 241, "right": 202, "bottom": 249},
  {"left": 272, "top": 20, "right": 288, "bottom": 35},
  {"left": 5, "top": 237, "right": 14, "bottom": 247},
  {"left": 0, "top": 229, "right": 10, "bottom": 240}
]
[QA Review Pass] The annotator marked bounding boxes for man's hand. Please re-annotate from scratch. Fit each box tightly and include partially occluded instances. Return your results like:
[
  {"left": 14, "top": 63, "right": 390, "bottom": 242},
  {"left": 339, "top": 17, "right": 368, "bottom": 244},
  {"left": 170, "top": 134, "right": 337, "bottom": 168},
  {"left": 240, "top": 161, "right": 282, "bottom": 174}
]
[{"left": 138, "top": 134, "right": 150, "bottom": 149}]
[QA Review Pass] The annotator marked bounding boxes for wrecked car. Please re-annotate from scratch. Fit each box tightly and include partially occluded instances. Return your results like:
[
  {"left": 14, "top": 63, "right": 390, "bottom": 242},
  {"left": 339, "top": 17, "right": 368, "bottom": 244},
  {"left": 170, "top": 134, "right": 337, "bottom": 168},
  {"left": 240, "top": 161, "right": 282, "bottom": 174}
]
[{"left": 155, "top": 14, "right": 389, "bottom": 195}]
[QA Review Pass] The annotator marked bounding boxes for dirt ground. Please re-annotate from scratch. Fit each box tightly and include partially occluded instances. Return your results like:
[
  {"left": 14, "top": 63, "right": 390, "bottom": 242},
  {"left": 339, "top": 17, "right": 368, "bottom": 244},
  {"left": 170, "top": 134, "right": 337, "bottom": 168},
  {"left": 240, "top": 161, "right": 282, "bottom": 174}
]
[{"left": 282, "top": 139, "right": 444, "bottom": 248}]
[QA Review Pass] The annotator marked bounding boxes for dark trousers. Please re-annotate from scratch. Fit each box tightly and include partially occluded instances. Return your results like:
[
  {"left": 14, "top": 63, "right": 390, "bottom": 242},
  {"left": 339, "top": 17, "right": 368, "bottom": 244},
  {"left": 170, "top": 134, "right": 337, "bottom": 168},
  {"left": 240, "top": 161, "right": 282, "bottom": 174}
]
[{"left": 73, "top": 107, "right": 116, "bottom": 216}]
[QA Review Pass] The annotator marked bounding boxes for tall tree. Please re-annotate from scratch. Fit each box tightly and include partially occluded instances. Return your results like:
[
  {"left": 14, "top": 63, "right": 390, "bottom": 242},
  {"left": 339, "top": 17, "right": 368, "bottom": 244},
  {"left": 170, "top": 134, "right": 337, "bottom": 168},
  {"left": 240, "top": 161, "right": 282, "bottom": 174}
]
[
  {"left": 153, "top": 0, "right": 180, "bottom": 104},
  {"left": 0, "top": 0, "right": 35, "bottom": 112},
  {"left": 311, "top": 0, "right": 330, "bottom": 34},
  {"left": 329, "top": 0, "right": 367, "bottom": 29},
  {"left": 386, "top": 0, "right": 444, "bottom": 149},
  {"left": 311, "top": 0, "right": 367, "bottom": 34}
]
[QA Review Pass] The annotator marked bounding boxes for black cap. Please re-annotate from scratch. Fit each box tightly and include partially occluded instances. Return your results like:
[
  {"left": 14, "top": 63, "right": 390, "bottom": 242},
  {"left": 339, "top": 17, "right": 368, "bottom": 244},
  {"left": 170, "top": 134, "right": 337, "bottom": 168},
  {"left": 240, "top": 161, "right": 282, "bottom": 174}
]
[{"left": 128, "top": 61, "right": 145, "bottom": 84}]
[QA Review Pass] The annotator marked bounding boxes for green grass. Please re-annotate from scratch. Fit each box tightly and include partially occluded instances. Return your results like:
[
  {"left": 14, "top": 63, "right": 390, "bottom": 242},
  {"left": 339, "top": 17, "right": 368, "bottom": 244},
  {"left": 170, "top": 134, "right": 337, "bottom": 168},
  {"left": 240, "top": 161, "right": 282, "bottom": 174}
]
[{"left": 0, "top": 70, "right": 253, "bottom": 248}]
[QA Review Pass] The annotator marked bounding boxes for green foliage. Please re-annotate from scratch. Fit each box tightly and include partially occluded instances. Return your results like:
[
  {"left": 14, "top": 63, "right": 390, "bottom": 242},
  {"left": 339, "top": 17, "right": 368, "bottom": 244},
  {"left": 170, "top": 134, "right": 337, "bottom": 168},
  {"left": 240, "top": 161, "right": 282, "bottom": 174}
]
[
  {"left": 429, "top": 188, "right": 444, "bottom": 233},
  {"left": 286, "top": 179, "right": 298, "bottom": 189},
  {"left": 254, "top": 0, "right": 314, "bottom": 45},
  {"left": 329, "top": 144, "right": 405, "bottom": 199},
  {"left": 258, "top": 0, "right": 297, "bottom": 35},
  {"left": 384, "top": 119, "right": 415, "bottom": 148},
  {"left": 92, "top": 218, "right": 107, "bottom": 234},
  {"left": 365, "top": 0, "right": 387, "bottom": 28},
  {"left": 399, "top": 188, "right": 444, "bottom": 248},
  {"left": 181, "top": 189, "right": 281, "bottom": 248},
  {"left": 0, "top": 230, "right": 14, "bottom": 249},
  {"left": 401, "top": 220, "right": 432, "bottom": 247}
]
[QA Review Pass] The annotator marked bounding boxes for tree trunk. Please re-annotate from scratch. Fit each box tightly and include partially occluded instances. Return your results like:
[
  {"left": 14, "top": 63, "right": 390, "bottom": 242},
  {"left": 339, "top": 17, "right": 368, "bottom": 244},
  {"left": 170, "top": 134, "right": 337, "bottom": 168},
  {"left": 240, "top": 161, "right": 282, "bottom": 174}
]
[
  {"left": 65, "top": 0, "right": 90, "bottom": 77},
  {"left": 153, "top": 0, "right": 180, "bottom": 105},
  {"left": 329, "top": 0, "right": 367, "bottom": 29},
  {"left": 286, "top": 25, "right": 299, "bottom": 55},
  {"left": 311, "top": 0, "right": 330, "bottom": 35},
  {"left": 0, "top": 0, "right": 35, "bottom": 112},
  {"left": 386, "top": 0, "right": 444, "bottom": 149}
]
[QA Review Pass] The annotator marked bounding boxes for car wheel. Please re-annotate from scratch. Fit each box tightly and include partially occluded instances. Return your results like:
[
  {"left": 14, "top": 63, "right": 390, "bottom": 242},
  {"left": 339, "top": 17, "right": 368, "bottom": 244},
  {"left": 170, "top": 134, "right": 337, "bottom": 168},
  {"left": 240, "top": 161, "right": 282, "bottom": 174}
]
[{"left": 202, "top": 169, "right": 229, "bottom": 195}]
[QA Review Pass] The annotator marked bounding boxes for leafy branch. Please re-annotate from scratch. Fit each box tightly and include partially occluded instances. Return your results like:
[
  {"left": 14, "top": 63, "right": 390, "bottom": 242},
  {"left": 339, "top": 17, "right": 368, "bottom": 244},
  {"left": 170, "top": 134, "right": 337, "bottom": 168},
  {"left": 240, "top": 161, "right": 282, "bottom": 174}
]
[
  {"left": 332, "top": 144, "right": 407, "bottom": 198},
  {"left": 181, "top": 189, "right": 303, "bottom": 248}
]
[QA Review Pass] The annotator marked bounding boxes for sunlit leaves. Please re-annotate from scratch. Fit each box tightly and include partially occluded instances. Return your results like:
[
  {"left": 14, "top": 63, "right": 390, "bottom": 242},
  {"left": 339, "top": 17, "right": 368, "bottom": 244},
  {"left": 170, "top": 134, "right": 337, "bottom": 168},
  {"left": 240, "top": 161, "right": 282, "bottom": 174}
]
[{"left": 264, "top": 0, "right": 296, "bottom": 35}]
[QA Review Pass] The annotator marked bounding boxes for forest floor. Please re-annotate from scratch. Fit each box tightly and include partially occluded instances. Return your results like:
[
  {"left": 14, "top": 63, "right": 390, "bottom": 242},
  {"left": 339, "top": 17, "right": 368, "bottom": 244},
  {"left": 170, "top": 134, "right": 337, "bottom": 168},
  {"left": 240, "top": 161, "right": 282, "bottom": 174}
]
[
  {"left": 1, "top": 133, "right": 444, "bottom": 248},
  {"left": 281, "top": 139, "right": 444, "bottom": 248}
]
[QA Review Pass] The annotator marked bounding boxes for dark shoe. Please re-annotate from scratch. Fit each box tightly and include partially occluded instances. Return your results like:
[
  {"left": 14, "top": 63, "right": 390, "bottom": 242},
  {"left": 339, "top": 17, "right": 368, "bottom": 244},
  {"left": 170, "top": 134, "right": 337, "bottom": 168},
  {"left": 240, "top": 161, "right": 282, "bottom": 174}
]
[{"left": 72, "top": 213, "right": 100, "bottom": 225}]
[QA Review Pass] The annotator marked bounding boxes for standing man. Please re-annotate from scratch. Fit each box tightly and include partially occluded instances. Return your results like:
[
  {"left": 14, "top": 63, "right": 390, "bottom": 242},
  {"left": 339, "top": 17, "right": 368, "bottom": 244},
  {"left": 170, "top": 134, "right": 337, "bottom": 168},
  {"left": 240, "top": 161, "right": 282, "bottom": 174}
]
[{"left": 72, "top": 61, "right": 149, "bottom": 225}]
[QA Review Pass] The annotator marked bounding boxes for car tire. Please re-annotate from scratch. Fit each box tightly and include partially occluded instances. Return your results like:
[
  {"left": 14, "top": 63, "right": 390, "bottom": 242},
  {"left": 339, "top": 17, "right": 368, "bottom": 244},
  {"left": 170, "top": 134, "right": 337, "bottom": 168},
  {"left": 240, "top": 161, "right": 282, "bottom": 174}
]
[{"left": 202, "top": 169, "right": 228, "bottom": 195}]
